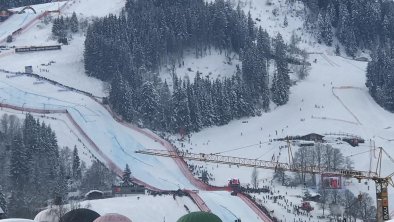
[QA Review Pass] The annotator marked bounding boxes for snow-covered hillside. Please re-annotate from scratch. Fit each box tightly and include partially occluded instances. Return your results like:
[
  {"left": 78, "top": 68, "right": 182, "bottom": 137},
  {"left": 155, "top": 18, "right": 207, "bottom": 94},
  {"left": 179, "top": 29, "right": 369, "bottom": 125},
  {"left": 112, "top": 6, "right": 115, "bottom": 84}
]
[{"left": 0, "top": 0, "right": 393, "bottom": 221}]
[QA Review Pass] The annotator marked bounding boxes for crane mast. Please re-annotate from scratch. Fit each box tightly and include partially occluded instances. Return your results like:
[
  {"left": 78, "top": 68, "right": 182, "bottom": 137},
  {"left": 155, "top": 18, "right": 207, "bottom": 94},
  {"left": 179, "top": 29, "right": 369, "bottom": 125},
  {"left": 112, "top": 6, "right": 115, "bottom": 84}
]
[{"left": 136, "top": 148, "right": 394, "bottom": 221}]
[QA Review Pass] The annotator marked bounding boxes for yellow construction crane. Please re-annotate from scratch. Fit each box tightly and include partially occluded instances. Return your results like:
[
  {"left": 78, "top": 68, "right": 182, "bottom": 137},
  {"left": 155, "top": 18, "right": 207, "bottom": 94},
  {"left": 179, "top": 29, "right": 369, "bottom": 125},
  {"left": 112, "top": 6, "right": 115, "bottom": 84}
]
[{"left": 136, "top": 146, "right": 394, "bottom": 221}]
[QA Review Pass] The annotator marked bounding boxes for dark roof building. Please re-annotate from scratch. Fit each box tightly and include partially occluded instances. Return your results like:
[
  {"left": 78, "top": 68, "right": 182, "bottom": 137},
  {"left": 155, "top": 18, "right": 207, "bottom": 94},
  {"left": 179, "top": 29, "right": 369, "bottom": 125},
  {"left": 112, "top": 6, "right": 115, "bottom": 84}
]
[
  {"left": 61, "top": 208, "right": 100, "bottom": 222},
  {"left": 177, "top": 212, "right": 222, "bottom": 222},
  {"left": 300, "top": 133, "right": 324, "bottom": 142}
]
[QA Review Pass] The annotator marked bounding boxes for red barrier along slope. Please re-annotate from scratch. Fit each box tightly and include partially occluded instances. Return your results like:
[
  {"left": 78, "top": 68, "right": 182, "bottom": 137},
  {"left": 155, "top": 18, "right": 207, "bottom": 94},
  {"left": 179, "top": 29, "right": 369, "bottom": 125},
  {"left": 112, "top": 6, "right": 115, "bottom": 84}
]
[
  {"left": 101, "top": 105, "right": 274, "bottom": 221},
  {"left": 238, "top": 193, "right": 273, "bottom": 222}
]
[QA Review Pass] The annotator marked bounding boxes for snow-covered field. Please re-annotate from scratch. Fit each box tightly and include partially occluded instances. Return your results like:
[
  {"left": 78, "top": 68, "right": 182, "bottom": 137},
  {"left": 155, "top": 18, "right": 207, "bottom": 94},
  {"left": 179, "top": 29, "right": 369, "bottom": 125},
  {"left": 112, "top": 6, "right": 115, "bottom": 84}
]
[
  {"left": 66, "top": 0, "right": 126, "bottom": 18},
  {"left": 1, "top": 0, "right": 394, "bottom": 221}
]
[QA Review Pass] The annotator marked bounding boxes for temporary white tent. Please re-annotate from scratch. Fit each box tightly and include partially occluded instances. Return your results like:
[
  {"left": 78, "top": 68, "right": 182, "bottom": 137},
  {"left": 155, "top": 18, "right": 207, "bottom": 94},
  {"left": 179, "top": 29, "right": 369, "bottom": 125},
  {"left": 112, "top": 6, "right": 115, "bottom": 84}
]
[{"left": 34, "top": 207, "right": 66, "bottom": 222}]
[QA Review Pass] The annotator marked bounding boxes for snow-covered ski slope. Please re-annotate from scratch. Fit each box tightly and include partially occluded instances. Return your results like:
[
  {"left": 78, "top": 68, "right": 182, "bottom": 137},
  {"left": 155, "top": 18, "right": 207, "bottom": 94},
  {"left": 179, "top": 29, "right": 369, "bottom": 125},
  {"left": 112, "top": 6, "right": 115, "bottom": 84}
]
[
  {"left": 180, "top": 54, "right": 394, "bottom": 214},
  {"left": 0, "top": 2, "right": 270, "bottom": 220},
  {"left": 0, "top": 71, "right": 266, "bottom": 221},
  {"left": 0, "top": 74, "right": 199, "bottom": 190},
  {"left": 0, "top": 2, "right": 68, "bottom": 42}
]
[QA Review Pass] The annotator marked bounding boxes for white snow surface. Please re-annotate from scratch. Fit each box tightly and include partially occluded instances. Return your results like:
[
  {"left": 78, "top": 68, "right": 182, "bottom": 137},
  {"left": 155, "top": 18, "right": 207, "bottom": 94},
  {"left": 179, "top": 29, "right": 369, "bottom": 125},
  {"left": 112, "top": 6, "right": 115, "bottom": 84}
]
[{"left": 66, "top": 0, "right": 126, "bottom": 18}]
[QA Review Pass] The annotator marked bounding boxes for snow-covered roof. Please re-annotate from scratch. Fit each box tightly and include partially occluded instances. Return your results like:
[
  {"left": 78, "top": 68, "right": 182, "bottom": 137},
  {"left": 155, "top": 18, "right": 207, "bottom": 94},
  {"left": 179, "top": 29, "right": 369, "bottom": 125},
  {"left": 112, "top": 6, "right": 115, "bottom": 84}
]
[
  {"left": 0, "top": 206, "right": 4, "bottom": 214},
  {"left": 85, "top": 190, "right": 104, "bottom": 197}
]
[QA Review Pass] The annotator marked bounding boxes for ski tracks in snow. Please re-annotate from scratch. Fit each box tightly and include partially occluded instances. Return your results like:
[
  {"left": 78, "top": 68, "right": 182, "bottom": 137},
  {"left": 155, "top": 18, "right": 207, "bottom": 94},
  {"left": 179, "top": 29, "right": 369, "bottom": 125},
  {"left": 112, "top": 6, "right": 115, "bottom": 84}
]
[
  {"left": 320, "top": 54, "right": 340, "bottom": 67},
  {"left": 331, "top": 86, "right": 362, "bottom": 125}
]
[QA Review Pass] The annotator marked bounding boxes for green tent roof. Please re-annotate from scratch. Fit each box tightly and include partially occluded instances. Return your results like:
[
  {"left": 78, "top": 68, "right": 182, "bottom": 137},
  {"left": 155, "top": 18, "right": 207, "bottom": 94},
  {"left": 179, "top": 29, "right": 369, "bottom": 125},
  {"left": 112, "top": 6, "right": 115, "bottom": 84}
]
[{"left": 177, "top": 212, "right": 222, "bottom": 222}]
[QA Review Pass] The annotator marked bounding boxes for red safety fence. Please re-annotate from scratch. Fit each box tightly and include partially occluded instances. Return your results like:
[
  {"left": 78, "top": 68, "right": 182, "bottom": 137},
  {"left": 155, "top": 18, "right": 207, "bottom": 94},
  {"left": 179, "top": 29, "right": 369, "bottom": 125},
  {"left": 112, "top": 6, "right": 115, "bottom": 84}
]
[
  {"left": 237, "top": 193, "right": 273, "bottom": 222},
  {"left": 185, "top": 190, "right": 211, "bottom": 212}
]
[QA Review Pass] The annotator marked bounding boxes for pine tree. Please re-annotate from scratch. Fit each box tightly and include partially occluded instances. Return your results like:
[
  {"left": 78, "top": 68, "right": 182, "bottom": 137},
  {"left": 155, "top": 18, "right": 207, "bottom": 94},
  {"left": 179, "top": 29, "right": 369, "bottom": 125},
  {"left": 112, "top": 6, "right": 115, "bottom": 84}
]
[
  {"left": 52, "top": 18, "right": 61, "bottom": 37},
  {"left": 318, "top": 11, "right": 333, "bottom": 46},
  {"left": 247, "top": 11, "right": 255, "bottom": 40},
  {"left": 273, "top": 167, "right": 287, "bottom": 185},
  {"left": 172, "top": 78, "right": 191, "bottom": 133},
  {"left": 81, "top": 161, "right": 116, "bottom": 193},
  {"left": 70, "top": 12, "right": 79, "bottom": 33},
  {"left": 158, "top": 81, "right": 173, "bottom": 131},
  {"left": 72, "top": 146, "right": 81, "bottom": 181},
  {"left": 53, "top": 164, "right": 67, "bottom": 205},
  {"left": 187, "top": 78, "right": 203, "bottom": 131},
  {"left": 256, "top": 28, "right": 270, "bottom": 110},
  {"left": 251, "top": 167, "right": 258, "bottom": 189},
  {"left": 139, "top": 81, "right": 159, "bottom": 127},
  {"left": 283, "top": 15, "right": 288, "bottom": 27},
  {"left": 335, "top": 44, "right": 341, "bottom": 56},
  {"left": 0, "top": 186, "right": 7, "bottom": 217},
  {"left": 122, "top": 164, "right": 132, "bottom": 186},
  {"left": 8, "top": 133, "right": 29, "bottom": 218},
  {"left": 271, "top": 33, "right": 290, "bottom": 106},
  {"left": 58, "top": 16, "right": 67, "bottom": 38},
  {"left": 10, "top": 133, "right": 29, "bottom": 191}
]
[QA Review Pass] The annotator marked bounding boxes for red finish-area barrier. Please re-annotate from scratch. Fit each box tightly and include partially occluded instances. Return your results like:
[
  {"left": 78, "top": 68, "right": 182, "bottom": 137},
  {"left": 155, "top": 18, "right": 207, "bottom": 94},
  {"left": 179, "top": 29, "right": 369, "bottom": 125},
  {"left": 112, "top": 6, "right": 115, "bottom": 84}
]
[
  {"left": 238, "top": 193, "right": 273, "bottom": 222},
  {"left": 186, "top": 190, "right": 211, "bottom": 212}
]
